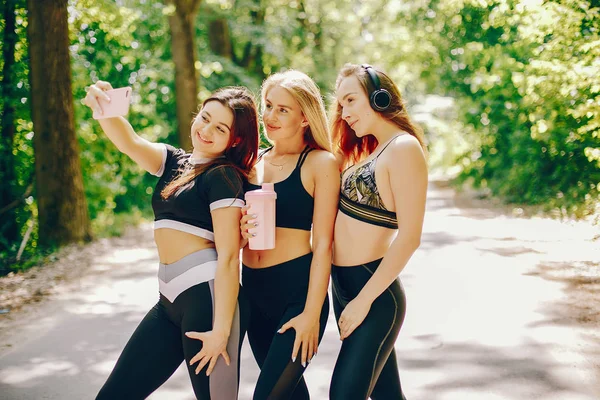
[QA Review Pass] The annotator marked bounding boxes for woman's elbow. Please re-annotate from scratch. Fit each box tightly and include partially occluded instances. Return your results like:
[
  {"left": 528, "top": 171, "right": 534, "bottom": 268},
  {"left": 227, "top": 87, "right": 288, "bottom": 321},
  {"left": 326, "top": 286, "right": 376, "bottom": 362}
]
[
  {"left": 411, "top": 236, "right": 422, "bottom": 251},
  {"left": 218, "top": 251, "right": 240, "bottom": 269},
  {"left": 397, "top": 232, "right": 421, "bottom": 253},
  {"left": 312, "top": 241, "right": 333, "bottom": 257}
]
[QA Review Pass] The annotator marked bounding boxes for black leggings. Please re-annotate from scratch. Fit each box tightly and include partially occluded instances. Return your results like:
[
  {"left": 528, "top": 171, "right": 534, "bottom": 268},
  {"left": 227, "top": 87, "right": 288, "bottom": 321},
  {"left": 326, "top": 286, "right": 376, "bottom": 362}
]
[
  {"left": 330, "top": 258, "right": 407, "bottom": 400},
  {"left": 96, "top": 282, "right": 248, "bottom": 400},
  {"left": 242, "top": 253, "right": 330, "bottom": 400}
]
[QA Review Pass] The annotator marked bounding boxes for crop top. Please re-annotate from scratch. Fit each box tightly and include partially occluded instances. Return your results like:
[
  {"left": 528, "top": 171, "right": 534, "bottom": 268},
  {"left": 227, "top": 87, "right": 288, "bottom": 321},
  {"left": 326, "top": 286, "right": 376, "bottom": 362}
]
[
  {"left": 245, "top": 146, "right": 314, "bottom": 231},
  {"left": 151, "top": 144, "right": 245, "bottom": 242},
  {"left": 339, "top": 136, "right": 399, "bottom": 229}
]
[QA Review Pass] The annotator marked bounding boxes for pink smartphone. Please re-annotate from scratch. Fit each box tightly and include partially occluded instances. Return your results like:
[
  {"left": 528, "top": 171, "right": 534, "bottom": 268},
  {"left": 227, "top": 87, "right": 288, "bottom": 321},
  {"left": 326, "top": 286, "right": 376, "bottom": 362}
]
[{"left": 93, "top": 87, "right": 132, "bottom": 120}]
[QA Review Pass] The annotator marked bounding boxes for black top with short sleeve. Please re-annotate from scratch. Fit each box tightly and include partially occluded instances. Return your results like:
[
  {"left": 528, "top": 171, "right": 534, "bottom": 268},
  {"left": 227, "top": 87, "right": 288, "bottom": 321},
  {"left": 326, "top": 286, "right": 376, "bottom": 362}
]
[{"left": 151, "top": 144, "right": 245, "bottom": 242}]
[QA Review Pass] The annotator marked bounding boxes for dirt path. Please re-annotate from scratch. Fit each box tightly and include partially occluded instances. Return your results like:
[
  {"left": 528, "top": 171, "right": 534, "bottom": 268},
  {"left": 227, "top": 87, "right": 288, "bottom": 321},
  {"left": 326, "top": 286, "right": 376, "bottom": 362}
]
[{"left": 0, "top": 180, "right": 598, "bottom": 400}]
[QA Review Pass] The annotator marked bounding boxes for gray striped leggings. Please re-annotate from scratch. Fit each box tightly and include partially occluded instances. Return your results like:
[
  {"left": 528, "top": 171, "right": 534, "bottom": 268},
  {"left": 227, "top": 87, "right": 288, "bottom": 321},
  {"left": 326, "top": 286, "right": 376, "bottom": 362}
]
[{"left": 96, "top": 248, "right": 248, "bottom": 400}]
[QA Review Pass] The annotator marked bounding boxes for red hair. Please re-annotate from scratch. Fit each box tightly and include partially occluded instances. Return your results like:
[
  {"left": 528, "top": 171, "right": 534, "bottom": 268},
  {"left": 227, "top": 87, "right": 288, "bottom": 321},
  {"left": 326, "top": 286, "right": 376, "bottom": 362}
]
[{"left": 331, "top": 64, "right": 427, "bottom": 169}]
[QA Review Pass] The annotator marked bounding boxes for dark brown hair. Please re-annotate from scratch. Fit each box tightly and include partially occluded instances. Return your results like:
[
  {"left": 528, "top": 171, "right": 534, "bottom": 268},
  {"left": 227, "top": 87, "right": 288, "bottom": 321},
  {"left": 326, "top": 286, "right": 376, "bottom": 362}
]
[
  {"left": 161, "top": 87, "right": 260, "bottom": 199},
  {"left": 331, "top": 64, "right": 427, "bottom": 168}
]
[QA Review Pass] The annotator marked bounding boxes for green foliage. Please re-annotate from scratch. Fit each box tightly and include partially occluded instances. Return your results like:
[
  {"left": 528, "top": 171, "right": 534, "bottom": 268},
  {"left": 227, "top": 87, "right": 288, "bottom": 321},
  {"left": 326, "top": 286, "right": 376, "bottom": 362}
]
[
  {"left": 2, "top": 0, "right": 598, "bottom": 273},
  {"left": 401, "top": 0, "right": 600, "bottom": 217},
  {"left": 70, "top": 0, "right": 176, "bottom": 224},
  {"left": 0, "top": 1, "right": 37, "bottom": 269}
]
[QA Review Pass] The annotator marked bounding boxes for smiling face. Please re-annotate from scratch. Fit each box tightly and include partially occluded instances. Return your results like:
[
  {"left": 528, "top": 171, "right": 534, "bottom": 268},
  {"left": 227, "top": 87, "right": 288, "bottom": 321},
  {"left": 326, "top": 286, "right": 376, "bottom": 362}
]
[
  {"left": 262, "top": 85, "right": 308, "bottom": 142},
  {"left": 336, "top": 75, "right": 378, "bottom": 138},
  {"left": 190, "top": 100, "right": 235, "bottom": 157}
]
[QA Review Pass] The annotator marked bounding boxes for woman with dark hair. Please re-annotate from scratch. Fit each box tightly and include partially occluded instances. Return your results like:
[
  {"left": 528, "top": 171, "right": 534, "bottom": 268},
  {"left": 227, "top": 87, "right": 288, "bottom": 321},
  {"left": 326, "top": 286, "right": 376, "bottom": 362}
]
[
  {"left": 329, "top": 64, "right": 428, "bottom": 400},
  {"left": 83, "top": 81, "right": 259, "bottom": 399}
]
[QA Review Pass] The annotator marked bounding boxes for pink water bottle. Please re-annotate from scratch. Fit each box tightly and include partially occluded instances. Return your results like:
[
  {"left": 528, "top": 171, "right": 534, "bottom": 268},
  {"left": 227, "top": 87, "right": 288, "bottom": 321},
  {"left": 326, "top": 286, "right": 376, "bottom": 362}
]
[{"left": 245, "top": 183, "right": 277, "bottom": 250}]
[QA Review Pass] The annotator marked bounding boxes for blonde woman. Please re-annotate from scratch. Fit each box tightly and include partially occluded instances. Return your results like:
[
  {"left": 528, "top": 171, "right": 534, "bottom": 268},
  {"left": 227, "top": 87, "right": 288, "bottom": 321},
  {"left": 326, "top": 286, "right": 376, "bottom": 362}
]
[{"left": 240, "top": 70, "right": 339, "bottom": 399}]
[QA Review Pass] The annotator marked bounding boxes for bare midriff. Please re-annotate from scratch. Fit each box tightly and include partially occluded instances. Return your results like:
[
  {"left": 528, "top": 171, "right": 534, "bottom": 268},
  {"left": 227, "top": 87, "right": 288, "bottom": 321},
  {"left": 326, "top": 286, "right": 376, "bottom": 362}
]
[
  {"left": 242, "top": 228, "right": 312, "bottom": 269},
  {"left": 154, "top": 229, "right": 216, "bottom": 265},
  {"left": 333, "top": 211, "right": 396, "bottom": 267}
]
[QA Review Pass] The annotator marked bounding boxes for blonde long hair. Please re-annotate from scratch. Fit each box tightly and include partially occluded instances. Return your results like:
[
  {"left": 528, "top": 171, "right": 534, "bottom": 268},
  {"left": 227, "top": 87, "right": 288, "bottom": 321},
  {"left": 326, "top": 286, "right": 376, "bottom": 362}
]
[{"left": 261, "top": 70, "right": 332, "bottom": 152}]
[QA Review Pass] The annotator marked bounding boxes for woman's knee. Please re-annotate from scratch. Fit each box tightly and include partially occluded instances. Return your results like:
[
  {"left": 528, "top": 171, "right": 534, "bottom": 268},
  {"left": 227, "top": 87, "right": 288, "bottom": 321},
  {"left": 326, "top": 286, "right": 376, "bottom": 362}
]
[{"left": 330, "top": 377, "right": 369, "bottom": 400}]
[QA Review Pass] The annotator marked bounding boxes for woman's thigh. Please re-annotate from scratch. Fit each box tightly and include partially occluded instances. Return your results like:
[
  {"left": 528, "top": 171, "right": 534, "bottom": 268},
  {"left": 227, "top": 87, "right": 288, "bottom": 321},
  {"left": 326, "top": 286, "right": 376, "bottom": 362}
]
[{"left": 96, "top": 302, "right": 184, "bottom": 400}]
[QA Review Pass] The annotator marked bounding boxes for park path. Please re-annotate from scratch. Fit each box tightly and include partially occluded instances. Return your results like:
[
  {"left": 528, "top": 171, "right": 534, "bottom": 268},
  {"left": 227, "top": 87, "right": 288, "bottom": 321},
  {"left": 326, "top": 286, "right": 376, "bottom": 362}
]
[{"left": 0, "top": 180, "right": 598, "bottom": 400}]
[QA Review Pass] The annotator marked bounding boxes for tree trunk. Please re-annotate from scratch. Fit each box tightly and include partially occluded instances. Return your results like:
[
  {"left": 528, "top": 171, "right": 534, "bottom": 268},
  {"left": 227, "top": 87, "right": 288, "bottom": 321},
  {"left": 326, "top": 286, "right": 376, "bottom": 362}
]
[
  {"left": 208, "top": 18, "right": 232, "bottom": 59},
  {"left": 27, "top": 0, "right": 91, "bottom": 247},
  {"left": 0, "top": 0, "right": 19, "bottom": 251},
  {"left": 166, "top": 0, "right": 202, "bottom": 151},
  {"left": 238, "top": 1, "right": 266, "bottom": 79}
]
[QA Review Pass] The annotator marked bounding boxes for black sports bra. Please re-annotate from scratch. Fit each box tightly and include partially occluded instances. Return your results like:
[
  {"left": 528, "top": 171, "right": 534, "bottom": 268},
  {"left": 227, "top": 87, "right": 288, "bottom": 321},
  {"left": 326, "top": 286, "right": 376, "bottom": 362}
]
[
  {"left": 339, "top": 136, "right": 399, "bottom": 229},
  {"left": 245, "top": 146, "right": 314, "bottom": 231},
  {"left": 152, "top": 144, "right": 245, "bottom": 241}
]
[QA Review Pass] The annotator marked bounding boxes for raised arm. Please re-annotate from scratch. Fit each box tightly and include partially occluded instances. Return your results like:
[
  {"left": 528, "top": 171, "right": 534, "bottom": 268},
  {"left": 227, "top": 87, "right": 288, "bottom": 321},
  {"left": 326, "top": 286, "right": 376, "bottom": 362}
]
[{"left": 83, "top": 81, "right": 164, "bottom": 175}]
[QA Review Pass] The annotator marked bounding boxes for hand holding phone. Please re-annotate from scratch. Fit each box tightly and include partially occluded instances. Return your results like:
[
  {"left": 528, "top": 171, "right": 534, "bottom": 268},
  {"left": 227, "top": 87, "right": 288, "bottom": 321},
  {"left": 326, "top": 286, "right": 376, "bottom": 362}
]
[
  {"left": 92, "top": 86, "right": 132, "bottom": 120},
  {"left": 83, "top": 81, "right": 132, "bottom": 120}
]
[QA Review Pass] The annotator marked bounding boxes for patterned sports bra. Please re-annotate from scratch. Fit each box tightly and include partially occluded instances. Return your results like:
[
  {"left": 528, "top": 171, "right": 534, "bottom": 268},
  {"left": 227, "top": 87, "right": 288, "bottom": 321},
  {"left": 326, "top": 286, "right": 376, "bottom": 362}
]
[{"left": 339, "top": 136, "right": 399, "bottom": 229}]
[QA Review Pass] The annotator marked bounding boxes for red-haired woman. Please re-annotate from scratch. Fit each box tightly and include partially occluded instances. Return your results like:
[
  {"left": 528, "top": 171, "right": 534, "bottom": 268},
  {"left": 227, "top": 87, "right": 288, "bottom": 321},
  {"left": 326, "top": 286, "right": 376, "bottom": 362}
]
[
  {"left": 329, "top": 64, "right": 428, "bottom": 400},
  {"left": 84, "top": 82, "right": 259, "bottom": 399}
]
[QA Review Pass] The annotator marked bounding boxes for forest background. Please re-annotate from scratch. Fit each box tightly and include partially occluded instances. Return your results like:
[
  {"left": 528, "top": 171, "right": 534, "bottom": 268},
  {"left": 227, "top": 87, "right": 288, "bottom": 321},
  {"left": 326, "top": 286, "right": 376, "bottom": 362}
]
[{"left": 1, "top": 0, "right": 598, "bottom": 273}]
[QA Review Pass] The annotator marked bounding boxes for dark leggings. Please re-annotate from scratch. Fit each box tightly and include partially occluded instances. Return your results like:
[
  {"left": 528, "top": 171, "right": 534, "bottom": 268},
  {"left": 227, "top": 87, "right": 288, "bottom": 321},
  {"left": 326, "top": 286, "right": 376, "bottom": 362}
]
[
  {"left": 242, "top": 253, "right": 330, "bottom": 400},
  {"left": 330, "top": 258, "right": 407, "bottom": 400},
  {"left": 96, "top": 282, "right": 248, "bottom": 400}
]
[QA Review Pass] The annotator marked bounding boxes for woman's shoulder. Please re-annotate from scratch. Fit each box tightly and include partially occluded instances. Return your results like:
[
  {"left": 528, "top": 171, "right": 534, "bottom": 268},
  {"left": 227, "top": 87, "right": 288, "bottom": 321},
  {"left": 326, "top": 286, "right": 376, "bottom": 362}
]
[
  {"left": 203, "top": 162, "right": 244, "bottom": 183},
  {"left": 162, "top": 143, "right": 187, "bottom": 156},
  {"left": 305, "top": 148, "right": 337, "bottom": 163},
  {"left": 304, "top": 148, "right": 340, "bottom": 177},
  {"left": 158, "top": 144, "right": 188, "bottom": 175},
  {"left": 161, "top": 144, "right": 188, "bottom": 165},
  {"left": 385, "top": 134, "right": 424, "bottom": 156},
  {"left": 381, "top": 134, "right": 427, "bottom": 172}
]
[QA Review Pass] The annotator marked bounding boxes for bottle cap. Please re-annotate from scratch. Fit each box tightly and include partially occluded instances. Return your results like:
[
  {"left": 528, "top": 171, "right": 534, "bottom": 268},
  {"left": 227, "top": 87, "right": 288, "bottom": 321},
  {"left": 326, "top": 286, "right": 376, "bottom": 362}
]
[{"left": 245, "top": 182, "right": 277, "bottom": 200}]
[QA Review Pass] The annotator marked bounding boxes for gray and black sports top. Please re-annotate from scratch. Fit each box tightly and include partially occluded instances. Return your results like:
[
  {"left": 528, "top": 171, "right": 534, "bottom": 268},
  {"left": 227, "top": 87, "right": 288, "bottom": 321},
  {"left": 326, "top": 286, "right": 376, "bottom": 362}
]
[
  {"left": 245, "top": 145, "right": 314, "bottom": 231},
  {"left": 151, "top": 144, "right": 245, "bottom": 242},
  {"left": 339, "top": 136, "right": 399, "bottom": 229}
]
